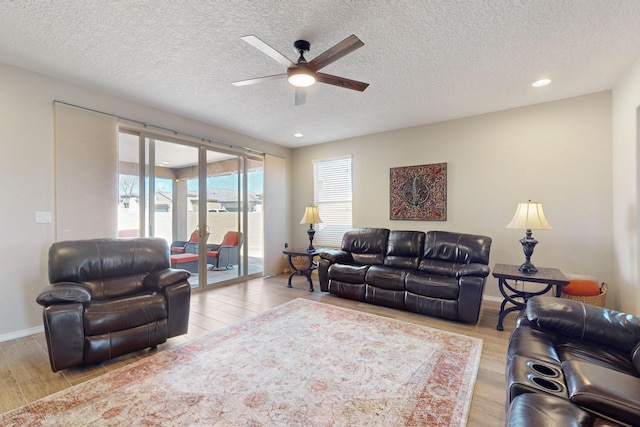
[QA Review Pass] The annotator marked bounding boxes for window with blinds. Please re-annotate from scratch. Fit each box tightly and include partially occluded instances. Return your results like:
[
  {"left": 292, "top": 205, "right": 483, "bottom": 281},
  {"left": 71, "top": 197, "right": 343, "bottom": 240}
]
[{"left": 313, "top": 156, "right": 352, "bottom": 247}]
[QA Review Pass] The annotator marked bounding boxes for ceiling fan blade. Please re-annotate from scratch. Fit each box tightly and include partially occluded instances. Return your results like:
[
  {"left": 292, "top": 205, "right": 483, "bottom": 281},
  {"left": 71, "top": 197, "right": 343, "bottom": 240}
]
[
  {"left": 241, "top": 35, "right": 294, "bottom": 68},
  {"left": 295, "top": 87, "right": 307, "bottom": 106},
  {"left": 232, "top": 73, "right": 287, "bottom": 86},
  {"left": 316, "top": 72, "right": 369, "bottom": 92},
  {"left": 308, "top": 34, "right": 364, "bottom": 72}
]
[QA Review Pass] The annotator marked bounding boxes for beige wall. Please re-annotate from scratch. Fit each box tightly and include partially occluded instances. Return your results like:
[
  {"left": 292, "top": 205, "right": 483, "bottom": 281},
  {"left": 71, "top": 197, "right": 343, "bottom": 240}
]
[
  {"left": 1, "top": 56, "right": 636, "bottom": 340},
  {"left": 612, "top": 54, "right": 640, "bottom": 315},
  {"left": 292, "top": 92, "right": 614, "bottom": 304},
  {"left": 0, "top": 62, "right": 291, "bottom": 340}
]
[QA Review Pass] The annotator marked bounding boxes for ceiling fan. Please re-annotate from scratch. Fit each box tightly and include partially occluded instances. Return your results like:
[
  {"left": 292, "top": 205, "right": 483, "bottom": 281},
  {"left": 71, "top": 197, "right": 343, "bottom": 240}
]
[{"left": 232, "top": 34, "right": 369, "bottom": 105}]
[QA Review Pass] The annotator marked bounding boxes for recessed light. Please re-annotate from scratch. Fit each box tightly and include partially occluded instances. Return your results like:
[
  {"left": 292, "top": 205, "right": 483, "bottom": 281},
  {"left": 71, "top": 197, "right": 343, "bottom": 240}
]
[
  {"left": 294, "top": 133, "right": 304, "bottom": 138},
  {"left": 532, "top": 79, "right": 551, "bottom": 87}
]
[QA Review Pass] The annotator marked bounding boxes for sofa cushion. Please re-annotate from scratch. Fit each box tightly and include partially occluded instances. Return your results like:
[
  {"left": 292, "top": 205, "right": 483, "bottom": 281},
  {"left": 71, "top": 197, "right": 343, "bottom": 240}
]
[
  {"left": 405, "top": 271, "right": 459, "bottom": 300},
  {"left": 562, "top": 279, "right": 601, "bottom": 296},
  {"left": 221, "top": 231, "right": 239, "bottom": 246},
  {"left": 84, "top": 274, "right": 147, "bottom": 300},
  {"left": 329, "top": 264, "right": 371, "bottom": 284},
  {"left": 563, "top": 360, "right": 640, "bottom": 426},
  {"left": 365, "top": 285, "right": 405, "bottom": 309},
  {"left": 507, "top": 393, "right": 596, "bottom": 427},
  {"left": 418, "top": 258, "right": 463, "bottom": 277},
  {"left": 49, "top": 238, "right": 171, "bottom": 284},
  {"left": 170, "top": 253, "right": 199, "bottom": 264},
  {"left": 365, "top": 265, "right": 407, "bottom": 291},
  {"left": 557, "top": 338, "right": 638, "bottom": 376},
  {"left": 423, "top": 231, "right": 492, "bottom": 265},
  {"left": 84, "top": 292, "right": 167, "bottom": 335},
  {"left": 85, "top": 320, "right": 168, "bottom": 365},
  {"left": 383, "top": 230, "right": 424, "bottom": 269},
  {"left": 341, "top": 228, "right": 389, "bottom": 265},
  {"left": 328, "top": 280, "right": 366, "bottom": 301},
  {"left": 405, "top": 293, "right": 458, "bottom": 320}
]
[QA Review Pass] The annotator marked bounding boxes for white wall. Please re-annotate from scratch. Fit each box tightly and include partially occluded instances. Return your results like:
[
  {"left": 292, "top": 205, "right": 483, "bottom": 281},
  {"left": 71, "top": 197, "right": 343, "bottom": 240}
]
[
  {"left": 612, "top": 55, "right": 640, "bottom": 315},
  {"left": 0, "top": 62, "right": 291, "bottom": 340},
  {"left": 292, "top": 92, "right": 614, "bottom": 304}
]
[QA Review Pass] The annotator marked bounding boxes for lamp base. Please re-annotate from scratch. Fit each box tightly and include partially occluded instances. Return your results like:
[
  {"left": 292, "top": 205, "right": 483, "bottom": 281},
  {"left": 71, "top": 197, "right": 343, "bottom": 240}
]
[
  {"left": 306, "top": 226, "right": 316, "bottom": 251},
  {"left": 518, "top": 261, "right": 538, "bottom": 274},
  {"left": 518, "top": 229, "right": 539, "bottom": 274}
]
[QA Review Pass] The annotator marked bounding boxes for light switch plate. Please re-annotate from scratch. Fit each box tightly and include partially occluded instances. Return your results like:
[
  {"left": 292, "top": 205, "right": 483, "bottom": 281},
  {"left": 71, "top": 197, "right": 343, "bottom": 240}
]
[{"left": 35, "top": 211, "right": 52, "bottom": 223}]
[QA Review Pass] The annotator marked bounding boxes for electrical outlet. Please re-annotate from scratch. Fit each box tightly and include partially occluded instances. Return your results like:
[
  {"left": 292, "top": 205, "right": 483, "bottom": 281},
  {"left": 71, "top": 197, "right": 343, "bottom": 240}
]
[
  {"left": 35, "top": 211, "right": 52, "bottom": 223},
  {"left": 284, "top": 243, "right": 289, "bottom": 248}
]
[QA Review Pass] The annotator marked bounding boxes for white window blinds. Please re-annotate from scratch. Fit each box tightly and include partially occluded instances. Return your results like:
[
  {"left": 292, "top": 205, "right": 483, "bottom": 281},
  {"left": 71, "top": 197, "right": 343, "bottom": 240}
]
[{"left": 313, "top": 156, "right": 352, "bottom": 247}]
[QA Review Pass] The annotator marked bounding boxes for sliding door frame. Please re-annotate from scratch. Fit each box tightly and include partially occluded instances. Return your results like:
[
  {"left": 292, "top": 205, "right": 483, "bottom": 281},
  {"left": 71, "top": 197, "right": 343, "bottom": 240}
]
[{"left": 118, "top": 126, "right": 264, "bottom": 290}]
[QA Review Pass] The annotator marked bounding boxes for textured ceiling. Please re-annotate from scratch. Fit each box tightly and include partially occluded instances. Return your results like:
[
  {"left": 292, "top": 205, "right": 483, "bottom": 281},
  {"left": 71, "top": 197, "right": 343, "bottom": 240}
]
[{"left": 1, "top": 1, "right": 640, "bottom": 148}]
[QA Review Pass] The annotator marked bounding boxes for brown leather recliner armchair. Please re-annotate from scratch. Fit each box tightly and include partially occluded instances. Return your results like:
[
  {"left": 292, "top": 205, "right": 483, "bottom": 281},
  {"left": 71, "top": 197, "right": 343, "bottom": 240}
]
[{"left": 36, "top": 238, "right": 192, "bottom": 372}]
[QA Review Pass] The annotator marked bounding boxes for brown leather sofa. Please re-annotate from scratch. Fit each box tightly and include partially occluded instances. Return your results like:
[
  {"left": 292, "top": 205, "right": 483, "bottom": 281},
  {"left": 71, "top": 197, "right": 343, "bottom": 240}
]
[
  {"left": 318, "top": 228, "right": 492, "bottom": 324},
  {"left": 36, "top": 238, "right": 192, "bottom": 372},
  {"left": 506, "top": 296, "right": 640, "bottom": 426}
]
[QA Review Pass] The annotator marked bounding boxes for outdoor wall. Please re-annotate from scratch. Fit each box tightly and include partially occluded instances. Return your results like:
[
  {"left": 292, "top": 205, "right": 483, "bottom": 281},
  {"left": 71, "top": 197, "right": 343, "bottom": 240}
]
[
  {"left": 612, "top": 54, "right": 640, "bottom": 315},
  {"left": 292, "top": 92, "right": 615, "bottom": 307},
  {"left": 0, "top": 62, "right": 291, "bottom": 340}
]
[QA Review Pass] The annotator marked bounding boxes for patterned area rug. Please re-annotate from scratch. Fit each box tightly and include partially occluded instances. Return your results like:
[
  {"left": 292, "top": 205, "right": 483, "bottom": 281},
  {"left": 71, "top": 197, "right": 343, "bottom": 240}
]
[{"left": 1, "top": 299, "right": 482, "bottom": 426}]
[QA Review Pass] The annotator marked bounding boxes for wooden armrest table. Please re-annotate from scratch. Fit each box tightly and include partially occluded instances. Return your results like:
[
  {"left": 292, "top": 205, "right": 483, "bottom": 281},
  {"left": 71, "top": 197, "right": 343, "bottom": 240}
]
[{"left": 493, "top": 263, "right": 569, "bottom": 331}]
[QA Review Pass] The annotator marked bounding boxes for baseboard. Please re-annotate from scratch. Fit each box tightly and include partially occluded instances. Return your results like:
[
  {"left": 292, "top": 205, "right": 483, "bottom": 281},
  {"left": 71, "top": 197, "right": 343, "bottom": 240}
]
[
  {"left": 0, "top": 325, "right": 44, "bottom": 343},
  {"left": 483, "top": 295, "right": 503, "bottom": 304}
]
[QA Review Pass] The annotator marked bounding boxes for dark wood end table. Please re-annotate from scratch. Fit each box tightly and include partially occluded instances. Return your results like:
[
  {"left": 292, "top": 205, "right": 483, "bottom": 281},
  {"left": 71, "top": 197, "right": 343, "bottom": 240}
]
[
  {"left": 493, "top": 263, "right": 569, "bottom": 331},
  {"left": 283, "top": 248, "right": 322, "bottom": 292}
]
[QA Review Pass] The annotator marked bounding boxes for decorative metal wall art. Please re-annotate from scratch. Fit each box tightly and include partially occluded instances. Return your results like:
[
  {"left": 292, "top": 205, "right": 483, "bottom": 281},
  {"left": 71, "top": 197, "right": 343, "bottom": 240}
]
[{"left": 390, "top": 163, "right": 447, "bottom": 221}]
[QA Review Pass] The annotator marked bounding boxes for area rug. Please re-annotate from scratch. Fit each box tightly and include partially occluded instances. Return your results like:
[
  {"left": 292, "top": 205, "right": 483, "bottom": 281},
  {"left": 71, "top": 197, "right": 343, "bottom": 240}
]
[{"left": 1, "top": 299, "right": 482, "bottom": 426}]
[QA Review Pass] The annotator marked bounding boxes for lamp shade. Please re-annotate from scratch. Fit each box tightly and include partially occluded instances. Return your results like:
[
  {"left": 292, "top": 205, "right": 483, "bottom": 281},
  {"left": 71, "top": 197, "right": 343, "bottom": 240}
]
[
  {"left": 300, "top": 206, "right": 322, "bottom": 224},
  {"left": 506, "top": 201, "right": 552, "bottom": 230}
]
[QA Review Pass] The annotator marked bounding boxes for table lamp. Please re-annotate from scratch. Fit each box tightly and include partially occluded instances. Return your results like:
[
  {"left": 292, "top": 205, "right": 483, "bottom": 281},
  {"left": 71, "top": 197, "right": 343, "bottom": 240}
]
[
  {"left": 300, "top": 205, "right": 323, "bottom": 251},
  {"left": 506, "top": 200, "right": 552, "bottom": 273}
]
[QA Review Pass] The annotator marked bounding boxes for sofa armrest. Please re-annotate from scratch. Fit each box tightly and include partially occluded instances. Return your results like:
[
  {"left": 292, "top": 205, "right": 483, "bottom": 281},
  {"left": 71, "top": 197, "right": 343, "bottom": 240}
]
[
  {"left": 165, "top": 281, "right": 191, "bottom": 337},
  {"left": 456, "top": 263, "right": 490, "bottom": 278},
  {"left": 42, "top": 302, "right": 85, "bottom": 371},
  {"left": 216, "top": 245, "right": 239, "bottom": 267},
  {"left": 563, "top": 360, "right": 640, "bottom": 426},
  {"left": 457, "top": 275, "right": 486, "bottom": 324},
  {"left": 527, "top": 296, "right": 640, "bottom": 352},
  {"left": 36, "top": 283, "right": 91, "bottom": 306},
  {"left": 144, "top": 268, "right": 191, "bottom": 291},
  {"left": 183, "top": 242, "right": 198, "bottom": 254},
  {"left": 318, "top": 249, "right": 353, "bottom": 265},
  {"left": 170, "top": 240, "right": 188, "bottom": 249}
]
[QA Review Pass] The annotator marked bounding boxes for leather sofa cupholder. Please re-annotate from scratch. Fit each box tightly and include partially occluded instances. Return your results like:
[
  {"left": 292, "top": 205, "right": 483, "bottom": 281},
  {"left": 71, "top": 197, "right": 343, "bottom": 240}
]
[
  {"left": 527, "top": 361, "right": 560, "bottom": 378},
  {"left": 528, "top": 374, "right": 564, "bottom": 393}
]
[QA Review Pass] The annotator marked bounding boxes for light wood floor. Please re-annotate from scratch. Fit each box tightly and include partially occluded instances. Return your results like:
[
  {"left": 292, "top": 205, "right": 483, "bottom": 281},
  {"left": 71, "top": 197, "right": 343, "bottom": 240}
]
[{"left": 0, "top": 274, "right": 514, "bottom": 425}]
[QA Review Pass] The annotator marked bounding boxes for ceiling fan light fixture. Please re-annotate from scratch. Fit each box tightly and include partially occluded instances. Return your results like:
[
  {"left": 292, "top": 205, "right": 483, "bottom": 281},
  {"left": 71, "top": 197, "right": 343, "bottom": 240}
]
[{"left": 288, "top": 67, "right": 316, "bottom": 87}]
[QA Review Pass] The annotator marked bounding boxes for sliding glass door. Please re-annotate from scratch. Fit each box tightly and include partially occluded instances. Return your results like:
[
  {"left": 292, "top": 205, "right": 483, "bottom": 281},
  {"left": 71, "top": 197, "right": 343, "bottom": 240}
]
[{"left": 117, "top": 130, "right": 264, "bottom": 290}]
